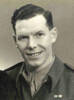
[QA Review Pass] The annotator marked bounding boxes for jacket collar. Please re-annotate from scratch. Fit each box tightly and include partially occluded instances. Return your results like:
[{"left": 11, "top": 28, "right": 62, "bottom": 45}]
[
  {"left": 47, "top": 56, "right": 65, "bottom": 91},
  {"left": 16, "top": 56, "right": 65, "bottom": 91}
]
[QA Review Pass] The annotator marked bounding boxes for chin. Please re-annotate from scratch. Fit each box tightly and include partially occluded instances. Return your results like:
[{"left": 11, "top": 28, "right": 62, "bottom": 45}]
[
  {"left": 24, "top": 56, "right": 45, "bottom": 67},
  {"left": 28, "top": 63, "right": 40, "bottom": 67},
  {"left": 27, "top": 60, "right": 42, "bottom": 67}
]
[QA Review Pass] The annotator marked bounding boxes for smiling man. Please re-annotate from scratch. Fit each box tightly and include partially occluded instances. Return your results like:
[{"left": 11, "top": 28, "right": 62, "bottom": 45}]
[
  {"left": 15, "top": 14, "right": 56, "bottom": 71},
  {"left": 5, "top": 4, "right": 74, "bottom": 100}
]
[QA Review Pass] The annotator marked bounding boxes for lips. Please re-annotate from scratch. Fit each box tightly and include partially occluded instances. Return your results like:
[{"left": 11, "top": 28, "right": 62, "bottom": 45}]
[{"left": 26, "top": 51, "right": 43, "bottom": 57}]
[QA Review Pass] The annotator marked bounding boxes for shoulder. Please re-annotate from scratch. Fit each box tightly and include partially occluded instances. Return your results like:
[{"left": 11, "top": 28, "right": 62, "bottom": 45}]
[
  {"left": 55, "top": 56, "right": 74, "bottom": 85},
  {"left": 0, "top": 70, "right": 15, "bottom": 88},
  {"left": 64, "top": 63, "right": 74, "bottom": 80},
  {"left": 63, "top": 64, "right": 74, "bottom": 97},
  {"left": 63, "top": 63, "right": 74, "bottom": 90},
  {"left": 64, "top": 63, "right": 74, "bottom": 74},
  {"left": 0, "top": 71, "right": 16, "bottom": 100},
  {"left": 5, "top": 62, "right": 23, "bottom": 71},
  {"left": 4, "top": 62, "right": 24, "bottom": 80}
]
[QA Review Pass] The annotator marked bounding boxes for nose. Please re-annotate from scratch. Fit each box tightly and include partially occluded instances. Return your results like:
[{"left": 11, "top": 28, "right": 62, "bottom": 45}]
[{"left": 27, "top": 36, "right": 36, "bottom": 50}]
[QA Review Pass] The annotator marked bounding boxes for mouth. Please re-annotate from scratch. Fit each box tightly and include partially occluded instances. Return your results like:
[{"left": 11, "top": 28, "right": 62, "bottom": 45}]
[{"left": 26, "top": 51, "right": 43, "bottom": 57}]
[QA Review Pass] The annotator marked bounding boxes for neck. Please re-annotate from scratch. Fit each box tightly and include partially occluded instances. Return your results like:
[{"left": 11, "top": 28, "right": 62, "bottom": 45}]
[
  {"left": 25, "top": 55, "right": 55, "bottom": 74},
  {"left": 36, "top": 55, "right": 55, "bottom": 72}
]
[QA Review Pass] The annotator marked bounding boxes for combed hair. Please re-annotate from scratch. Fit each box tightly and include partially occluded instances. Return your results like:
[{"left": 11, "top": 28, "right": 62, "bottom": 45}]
[{"left": 11, "top": 4, "right": 54, "bottom": 32}]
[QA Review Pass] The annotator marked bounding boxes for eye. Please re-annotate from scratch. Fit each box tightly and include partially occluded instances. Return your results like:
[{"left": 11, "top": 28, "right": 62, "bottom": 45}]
[
  {"left": 35, "top": 32, "right": 44, "bottom": 37},
  {"left": 18, "top": 35, "right": 28, "bottom": 41}
]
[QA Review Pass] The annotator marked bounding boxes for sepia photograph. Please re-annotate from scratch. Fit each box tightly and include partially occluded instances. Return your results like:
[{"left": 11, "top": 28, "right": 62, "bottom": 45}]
[{"left": 0, "top": 0, "right": 74, "bottom": 100}]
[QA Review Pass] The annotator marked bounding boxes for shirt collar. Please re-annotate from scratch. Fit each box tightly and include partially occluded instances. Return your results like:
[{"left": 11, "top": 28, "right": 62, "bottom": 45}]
[
  {"left": 16, "top": 56, "right": 55, "bottom": 82},
  {"left": 16, "top": 56, "right": 65, "bottom": 91}
]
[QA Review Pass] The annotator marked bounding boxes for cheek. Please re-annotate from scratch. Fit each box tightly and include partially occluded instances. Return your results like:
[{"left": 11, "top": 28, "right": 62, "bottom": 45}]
[
  {"left": 16, "top": 41, "right": 27, "bottom": 50},
  {"left": 40, "top": 41, "right": 52, "bottom": 54},
  {"left": 38, "top": 36, "right": 52, "bottom": 46},
  {"left": 39, "top": 40, "right": 52, "bottom": 48}
]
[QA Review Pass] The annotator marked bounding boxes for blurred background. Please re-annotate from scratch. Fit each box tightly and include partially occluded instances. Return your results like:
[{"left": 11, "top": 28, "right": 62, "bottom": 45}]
[{"left": 0, "top": 0, "right": 74, "bottom": 70}]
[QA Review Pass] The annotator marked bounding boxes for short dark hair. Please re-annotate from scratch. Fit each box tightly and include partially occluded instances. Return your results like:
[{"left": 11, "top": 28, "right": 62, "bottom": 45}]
[{"left": 11, "top": 4, "right": 54, "bottom": 32}]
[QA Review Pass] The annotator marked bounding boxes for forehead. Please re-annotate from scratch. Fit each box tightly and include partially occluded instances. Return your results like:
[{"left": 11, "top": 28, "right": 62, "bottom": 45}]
[{"left": 15, "top": 15, "right": 48, "bottom": 34}]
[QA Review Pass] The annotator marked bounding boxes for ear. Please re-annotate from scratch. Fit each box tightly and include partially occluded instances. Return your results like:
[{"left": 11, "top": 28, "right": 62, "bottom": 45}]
[
  {"left": 12, "top": 33, "right": 16, "bottom": 42},
  {"left": 12, "top": 33, "right": 19, "bottom": 48},
  {"left": 50, "top": 27, "right": 58, "bottom": 43}
]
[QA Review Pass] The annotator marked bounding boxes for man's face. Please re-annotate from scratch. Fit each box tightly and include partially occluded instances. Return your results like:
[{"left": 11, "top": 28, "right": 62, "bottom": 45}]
[{"left": 15, "top": 15, "right": 57, "bottom": 68}]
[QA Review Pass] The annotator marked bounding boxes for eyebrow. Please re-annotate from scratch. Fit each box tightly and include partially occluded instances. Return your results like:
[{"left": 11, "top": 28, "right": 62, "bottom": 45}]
[
  {"left": 17, "top": 30, "right": 44, "bottom": 37},
  {"left": 34, "top": 31, "right": 44, "bottom": 34}
]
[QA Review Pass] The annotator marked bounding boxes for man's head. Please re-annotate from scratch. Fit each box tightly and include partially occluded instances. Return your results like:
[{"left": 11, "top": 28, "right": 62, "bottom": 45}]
[
  {"left": 11, "top": 4, "right": 54, "bottom": 33},
  {"left": 11, "top": 4, "right": 57, "bottom": 70}
]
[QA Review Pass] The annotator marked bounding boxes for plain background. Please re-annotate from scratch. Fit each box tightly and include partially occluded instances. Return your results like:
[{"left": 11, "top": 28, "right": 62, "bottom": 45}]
[{"left": 0, "top": 0, "right": 74, "bottom": 70}]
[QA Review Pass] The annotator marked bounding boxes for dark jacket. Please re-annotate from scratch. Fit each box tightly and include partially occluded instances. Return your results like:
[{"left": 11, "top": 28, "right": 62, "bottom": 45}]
[
  {"left": 0, "top": 71, "right": 16, "bottom": 100},
  {"left": 5, "top": 57, "right": 74, "bottom": 100}
]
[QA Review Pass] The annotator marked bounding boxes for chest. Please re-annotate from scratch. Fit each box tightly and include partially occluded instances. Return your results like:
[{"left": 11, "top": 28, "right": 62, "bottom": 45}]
[{"left": 16, "top": 76, "right": 74, "bottom": 100}]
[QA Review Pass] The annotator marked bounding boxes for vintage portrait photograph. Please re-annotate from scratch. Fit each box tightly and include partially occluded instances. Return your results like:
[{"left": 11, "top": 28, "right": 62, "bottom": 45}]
[{"left": 0, "top": 0, "right": 74, "bottom": 100}]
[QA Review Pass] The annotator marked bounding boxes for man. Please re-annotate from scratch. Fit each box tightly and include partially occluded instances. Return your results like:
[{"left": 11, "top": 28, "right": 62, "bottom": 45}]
[{"left": 5, "top": 4, "right": 74, "bottom": 100}]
